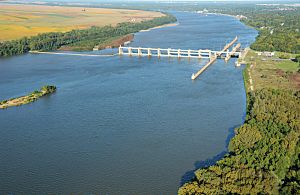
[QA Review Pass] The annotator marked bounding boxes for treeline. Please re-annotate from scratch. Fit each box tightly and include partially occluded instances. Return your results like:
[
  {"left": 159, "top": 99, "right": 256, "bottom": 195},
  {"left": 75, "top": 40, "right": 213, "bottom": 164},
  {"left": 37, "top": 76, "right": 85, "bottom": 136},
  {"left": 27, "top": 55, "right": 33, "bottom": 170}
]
[
  {"left": 209, "top": 5, "right": 300, "bottom": 53},
  {"left": 214, "top": 6, "right": 300, "bottom": 53},
  {"left": 179, "top": 89, "right": 300, "bottom": 194},
  {"left": 241, "top": 11, "right": 300, "bottom": 53},
  {"left": 250, "top": 29, "right": 299, "bottom": 54},
  {"left": 0, "top": 14, "right": 176, "bottom": 57},
  {"left": 200, "top": 5, "right": 300, "bottom": 53}
]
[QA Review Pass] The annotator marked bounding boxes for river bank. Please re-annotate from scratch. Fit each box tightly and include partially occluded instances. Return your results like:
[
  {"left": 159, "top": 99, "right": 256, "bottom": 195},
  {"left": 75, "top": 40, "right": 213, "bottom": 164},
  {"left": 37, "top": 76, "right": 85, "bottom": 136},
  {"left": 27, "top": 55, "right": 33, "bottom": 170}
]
[
  {"left": 178, "top": 11, "right": 300, "bottom": 194},
  {"left": 59, "top": 34, "right": 135, "bottom": 51},
  {"left": 139, "top": 22, "right": 179, "bottom": 32},
  {"left": 93, "top": 22, "right": 179, "bottom": 51}
]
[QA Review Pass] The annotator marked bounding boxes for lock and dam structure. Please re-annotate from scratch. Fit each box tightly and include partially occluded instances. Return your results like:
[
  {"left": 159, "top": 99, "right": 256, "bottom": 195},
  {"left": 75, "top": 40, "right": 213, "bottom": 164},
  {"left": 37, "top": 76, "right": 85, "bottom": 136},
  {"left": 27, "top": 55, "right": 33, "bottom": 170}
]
[{"left": 118, "top": 36, "right": 242, "bottom": 80}]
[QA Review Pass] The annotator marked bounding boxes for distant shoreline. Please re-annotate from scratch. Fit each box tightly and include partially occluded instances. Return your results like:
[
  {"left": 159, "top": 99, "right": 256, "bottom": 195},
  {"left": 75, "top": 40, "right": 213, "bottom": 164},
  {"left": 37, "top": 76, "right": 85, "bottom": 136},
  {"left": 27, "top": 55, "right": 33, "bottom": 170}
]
[
  {"left": 139, "top": 22, "right": 179, "bottom": 32},
  {"left": 196, "top": 11, "right": 243, "bottom": 20}
]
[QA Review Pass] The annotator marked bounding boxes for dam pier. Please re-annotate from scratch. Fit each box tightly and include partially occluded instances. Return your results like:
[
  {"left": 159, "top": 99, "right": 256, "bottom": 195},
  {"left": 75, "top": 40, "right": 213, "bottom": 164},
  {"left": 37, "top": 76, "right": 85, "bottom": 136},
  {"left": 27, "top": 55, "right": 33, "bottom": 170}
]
[{"left": 118, "top": 36, "right": 242, "bottom": 80}]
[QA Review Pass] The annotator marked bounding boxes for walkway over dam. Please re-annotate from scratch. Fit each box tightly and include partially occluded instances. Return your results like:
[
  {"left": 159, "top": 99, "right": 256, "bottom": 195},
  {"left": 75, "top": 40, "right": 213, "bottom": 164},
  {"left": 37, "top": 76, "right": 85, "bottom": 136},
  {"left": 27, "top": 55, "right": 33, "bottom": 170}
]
[{"left": 118, "top": 36, "right": 242, "bottom": 80}]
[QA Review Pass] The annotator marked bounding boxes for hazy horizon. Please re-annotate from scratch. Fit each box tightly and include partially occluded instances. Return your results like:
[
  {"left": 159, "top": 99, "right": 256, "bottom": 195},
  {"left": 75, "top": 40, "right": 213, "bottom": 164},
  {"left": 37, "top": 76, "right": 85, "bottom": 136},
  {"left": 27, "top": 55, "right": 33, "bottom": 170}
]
[{"left": 3, "top": 0, "right": 300, "bottom": 2}]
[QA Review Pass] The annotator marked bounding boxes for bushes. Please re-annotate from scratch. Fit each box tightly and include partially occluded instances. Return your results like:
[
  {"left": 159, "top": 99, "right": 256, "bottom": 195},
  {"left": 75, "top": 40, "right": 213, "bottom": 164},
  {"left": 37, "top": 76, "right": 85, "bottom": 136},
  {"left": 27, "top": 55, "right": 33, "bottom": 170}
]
[{"left": 41, "top": 85, "right": 57, "bottom": 94}]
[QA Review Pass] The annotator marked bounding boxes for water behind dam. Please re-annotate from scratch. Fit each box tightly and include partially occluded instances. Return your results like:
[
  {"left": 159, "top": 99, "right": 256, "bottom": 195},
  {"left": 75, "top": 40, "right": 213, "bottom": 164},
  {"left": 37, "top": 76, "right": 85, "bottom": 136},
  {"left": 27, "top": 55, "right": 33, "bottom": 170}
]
[{"left": 0, "top": 12, "right": 257, "bottom": 194}]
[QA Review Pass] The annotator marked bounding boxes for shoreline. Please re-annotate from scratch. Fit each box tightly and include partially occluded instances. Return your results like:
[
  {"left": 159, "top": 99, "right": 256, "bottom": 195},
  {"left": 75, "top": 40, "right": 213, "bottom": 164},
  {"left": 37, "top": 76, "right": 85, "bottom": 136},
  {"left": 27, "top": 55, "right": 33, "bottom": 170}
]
[
  {"left": 53, "top": 21, "right": 178, "bottom": 52},
  {"left": 179, "top": 11, "right": 300, "bottom": 194},
  {"left": 179, "top": 11, "right": 255, "bottom": 192},
  {"left": 197, "top": 11, "right": 245, "bottom": 21},
  {"left": 199, "top": 12, "right": 257, "bottom": 31},
  {"left": 206, "top": 12, "right": 238, "bottom": 19},
  {"left": 203, "top": 11, "right": 257, "bottom": 118},
  {"left": 139, "top": 22, "right": 179, "bottom": 32}
]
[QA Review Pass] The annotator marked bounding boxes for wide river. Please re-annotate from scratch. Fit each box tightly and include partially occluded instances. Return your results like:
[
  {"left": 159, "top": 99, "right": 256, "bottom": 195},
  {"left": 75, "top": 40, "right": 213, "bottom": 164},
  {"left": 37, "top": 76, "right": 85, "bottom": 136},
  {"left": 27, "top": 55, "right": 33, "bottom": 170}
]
[{"left": 0, "top": 12, "right": 257, "bottom": 194}]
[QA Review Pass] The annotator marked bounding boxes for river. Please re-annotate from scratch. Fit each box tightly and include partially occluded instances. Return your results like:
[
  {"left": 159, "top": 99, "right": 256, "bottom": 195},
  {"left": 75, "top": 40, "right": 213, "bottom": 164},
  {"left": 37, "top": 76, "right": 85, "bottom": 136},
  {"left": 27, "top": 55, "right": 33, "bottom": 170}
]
[{"left": 0, "top": 12, "right": 257, "bottom": 194}]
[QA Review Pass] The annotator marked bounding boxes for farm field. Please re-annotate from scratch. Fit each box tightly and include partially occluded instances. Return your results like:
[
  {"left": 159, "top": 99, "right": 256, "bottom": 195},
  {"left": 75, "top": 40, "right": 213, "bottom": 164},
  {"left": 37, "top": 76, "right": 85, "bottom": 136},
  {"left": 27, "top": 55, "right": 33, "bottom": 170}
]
[{"left": 0, "top": 4, "right": 164, "bottom": 41}]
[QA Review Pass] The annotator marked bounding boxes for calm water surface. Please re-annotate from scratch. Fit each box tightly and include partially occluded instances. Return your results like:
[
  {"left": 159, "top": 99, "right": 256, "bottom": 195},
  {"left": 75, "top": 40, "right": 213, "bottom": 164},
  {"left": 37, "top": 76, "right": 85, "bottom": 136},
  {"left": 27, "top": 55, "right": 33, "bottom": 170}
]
[{"left": 0, "top": 12, "right": 257, "bottom": 194}]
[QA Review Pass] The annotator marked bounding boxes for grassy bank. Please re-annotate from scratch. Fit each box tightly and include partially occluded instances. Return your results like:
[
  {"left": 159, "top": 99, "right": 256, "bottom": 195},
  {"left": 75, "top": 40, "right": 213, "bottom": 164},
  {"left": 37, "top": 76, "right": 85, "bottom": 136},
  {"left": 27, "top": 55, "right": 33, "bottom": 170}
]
[{"left": 0, "top": 85, "right": 56, "bottom": 109}]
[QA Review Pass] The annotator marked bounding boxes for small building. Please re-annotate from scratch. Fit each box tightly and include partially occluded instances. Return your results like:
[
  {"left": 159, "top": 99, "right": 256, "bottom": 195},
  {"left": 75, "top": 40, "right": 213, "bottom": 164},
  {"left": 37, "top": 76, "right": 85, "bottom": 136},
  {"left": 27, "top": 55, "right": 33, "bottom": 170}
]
[
  {"left": 236, "top": 15, "right": 248, "bottom": 20},
  {"left": 263, "top": 51, "right": 275, "bottom": 57},
  {"left": 130, "top": 18, "right": 136, "bottom": 22},
  {"left": 256, "top": 51, "right": 275, "bottom": 57}
]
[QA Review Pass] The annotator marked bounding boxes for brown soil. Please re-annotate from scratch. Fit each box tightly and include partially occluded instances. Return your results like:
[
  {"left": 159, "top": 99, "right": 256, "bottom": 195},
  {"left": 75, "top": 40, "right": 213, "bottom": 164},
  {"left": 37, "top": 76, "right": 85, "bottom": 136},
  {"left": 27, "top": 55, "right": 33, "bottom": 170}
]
[
  {"left": 290, "top": 72, "right": 300, "bottom": 89},
  {"left": 0, "top": 95, "right": 31, "bottom": 109},
  {"left": 276, "top": 69, "right": 285, "bottom": 77},
  {"left": 58, "top": 34, "right": 134, "bottom": 51},
  {"left": 98, "top": 34, "right": 134, "bottom": 49}
]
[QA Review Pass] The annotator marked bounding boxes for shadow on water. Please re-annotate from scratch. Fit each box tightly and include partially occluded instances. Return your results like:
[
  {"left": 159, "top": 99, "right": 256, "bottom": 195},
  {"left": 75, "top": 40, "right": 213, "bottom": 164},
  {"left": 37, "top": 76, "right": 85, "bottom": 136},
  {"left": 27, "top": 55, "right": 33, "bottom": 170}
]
[{"left": 179, "top": 113, "right": 247, "bottom": 186}]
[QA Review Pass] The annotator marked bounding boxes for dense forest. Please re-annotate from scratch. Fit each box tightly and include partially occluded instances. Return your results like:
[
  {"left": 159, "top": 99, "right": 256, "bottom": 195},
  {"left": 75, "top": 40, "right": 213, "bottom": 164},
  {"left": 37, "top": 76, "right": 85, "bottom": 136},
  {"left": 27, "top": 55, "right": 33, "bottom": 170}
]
[
  {"left": 202, "top": 4, "right": 300, "bottom": 53},
  {"left": 179, "top": 89, "right": 300, "bottom": 194},
  {"left": 0, "top": 14, "right": 176, "bottom": 57},
  {"left": 238, "top": 9, "right": 299, "bottom": 53}
]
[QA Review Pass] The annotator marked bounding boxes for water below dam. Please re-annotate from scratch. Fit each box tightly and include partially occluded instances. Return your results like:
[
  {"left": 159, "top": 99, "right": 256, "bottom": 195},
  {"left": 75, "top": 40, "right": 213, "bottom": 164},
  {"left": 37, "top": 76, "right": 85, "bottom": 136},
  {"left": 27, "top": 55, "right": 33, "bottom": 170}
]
[{"left": 0, "top": 12, "right": 257, "bottom": 194}]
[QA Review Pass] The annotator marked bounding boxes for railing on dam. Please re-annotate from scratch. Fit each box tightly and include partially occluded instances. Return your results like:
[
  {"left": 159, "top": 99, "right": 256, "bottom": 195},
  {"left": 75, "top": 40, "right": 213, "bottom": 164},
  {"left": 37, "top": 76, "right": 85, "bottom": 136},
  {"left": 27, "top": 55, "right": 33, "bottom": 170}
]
[
  {"left": 119, "top": 47, "right": 213, "bottom": 59},
  {"left": 118, "top": 47, "right": 241, "bottom": 59}
]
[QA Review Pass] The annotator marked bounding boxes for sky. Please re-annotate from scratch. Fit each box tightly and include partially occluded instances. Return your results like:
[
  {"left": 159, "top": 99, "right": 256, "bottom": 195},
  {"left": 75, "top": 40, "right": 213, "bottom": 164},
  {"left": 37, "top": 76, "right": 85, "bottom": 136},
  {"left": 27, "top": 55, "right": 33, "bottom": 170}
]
[
  {"left": 3, "top": 0, "right": 300, "bottom": 3},
  {"left": 72, "top": 0, "right": 299, "bottom": 1},
  {"left": 15, "top": 0, "right": 299, "bottom": 1}
]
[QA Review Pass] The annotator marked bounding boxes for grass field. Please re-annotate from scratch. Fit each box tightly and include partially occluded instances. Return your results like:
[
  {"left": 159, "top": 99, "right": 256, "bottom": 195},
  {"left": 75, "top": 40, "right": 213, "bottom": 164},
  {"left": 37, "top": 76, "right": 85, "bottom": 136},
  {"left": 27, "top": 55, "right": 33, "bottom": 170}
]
[
  {"left": 277, "top": 60, "right": 299, "bottom": 72},
  {"left": 0, "top": 4, "right": 164, "bottom": 41},
  {"left": 243, "top": 49, "right": 300, "bottom": 91}
]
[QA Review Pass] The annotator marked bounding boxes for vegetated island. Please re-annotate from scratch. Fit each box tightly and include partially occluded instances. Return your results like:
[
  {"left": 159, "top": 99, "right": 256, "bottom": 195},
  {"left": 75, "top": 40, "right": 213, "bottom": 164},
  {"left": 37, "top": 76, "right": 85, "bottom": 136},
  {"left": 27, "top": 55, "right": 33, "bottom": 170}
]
[
  {"left": 0, "top": 85, "right": 57, "bottom": 109},
  {"left": 0, "top": 4, "right": 177, "bottom": 57}
]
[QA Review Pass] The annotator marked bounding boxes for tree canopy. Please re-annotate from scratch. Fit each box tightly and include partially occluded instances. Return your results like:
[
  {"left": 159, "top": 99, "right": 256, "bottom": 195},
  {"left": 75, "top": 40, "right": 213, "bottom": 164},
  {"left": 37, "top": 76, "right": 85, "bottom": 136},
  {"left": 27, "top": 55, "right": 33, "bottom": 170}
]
[{"left": 179, "top": 89, "right": 300, "bottom": 194}]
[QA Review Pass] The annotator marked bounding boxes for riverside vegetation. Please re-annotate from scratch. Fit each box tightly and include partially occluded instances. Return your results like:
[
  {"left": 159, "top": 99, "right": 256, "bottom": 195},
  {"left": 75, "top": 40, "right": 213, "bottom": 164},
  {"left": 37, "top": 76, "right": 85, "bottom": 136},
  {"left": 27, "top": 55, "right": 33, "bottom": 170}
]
[
  {"left": 179, "top": 89, "right": 300, "bottom": 194},
  {"left": 0, "top": 85, "right": 56, "bottom": 109},
  {"left": 179, "top": 3, "right": 300, "bottom": 195},
  {"left": 0, "top": 14, "right": 176, "bottom": 57}
]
